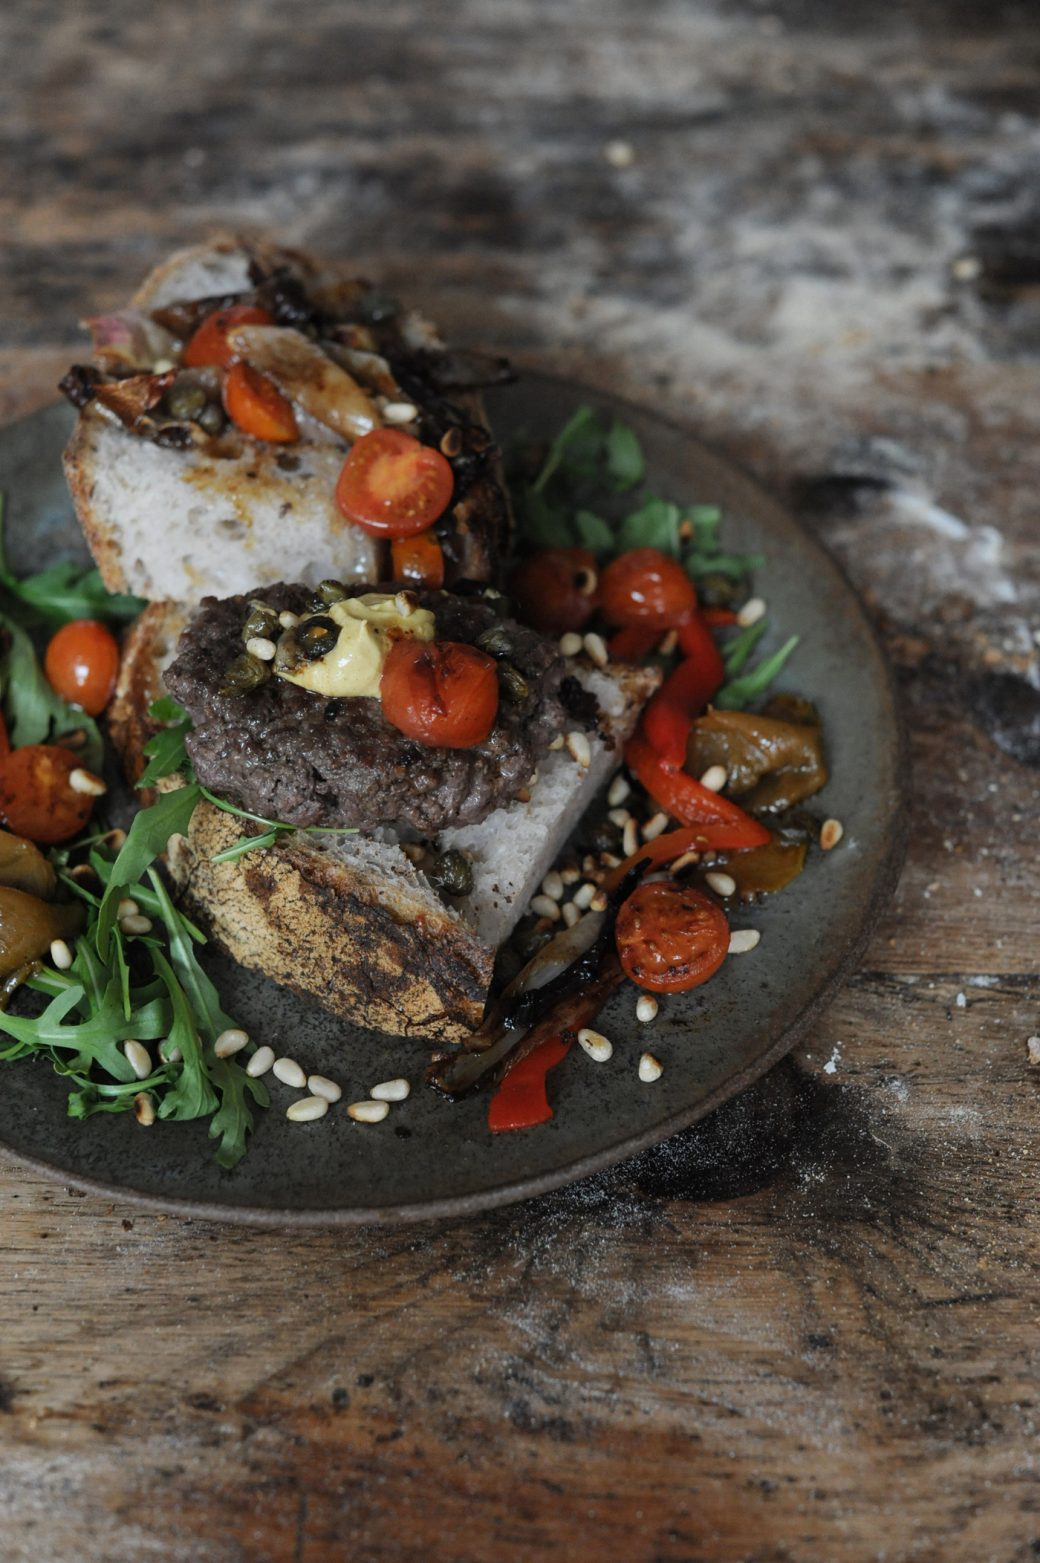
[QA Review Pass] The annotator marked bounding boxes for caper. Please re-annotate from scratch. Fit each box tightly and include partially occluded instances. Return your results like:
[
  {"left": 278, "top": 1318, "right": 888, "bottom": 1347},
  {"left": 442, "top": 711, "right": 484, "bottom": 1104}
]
[
  {"left": 425, "top": 849, "right": 473, "bottom": 898},
  {"left": 480, "top": 588, "right": 514, "bottom": 618},
  {"left": 296, "top": 615, "right": 339, "bottom": 660},
  {"left": 497, "top": 662, "right": 529, "bottom": 703},
  {"left": 273, "top": 628, "right": 300, "bottom": 673},
  {"left": 197, "top": 401, "right": 225, "bottom": 436},
  {"left": 164, "top": 381, "right": 207, "bottom": 423},
  {"left": 219, "top": 652, "right": 271, "bottom": 697},
  {"left": 242, "top": 600, "right": 280, "bottom": 642},
  {"left": 317, "top": 579, "right": 348, "bottom": 606},
  {"left": 475, "top": 625, "right": 515, "bottom": 660}
]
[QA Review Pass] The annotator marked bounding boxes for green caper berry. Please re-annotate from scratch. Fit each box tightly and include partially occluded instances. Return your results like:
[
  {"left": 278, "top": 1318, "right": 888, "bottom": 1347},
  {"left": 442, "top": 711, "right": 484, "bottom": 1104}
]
[
  {"left": 317, "top": 579, "right": 348, "bottom": 606},
  {"left": 425, "top": 849, "right": 473, "bottom": 898},
  {"left": 475, "top": 625, "right": 514, "bottom": 660},
  {"left": 297, "top": 615, "right": 339, "bottom": 660},
  {"left": 197, "top": 401, "right": 225, "bottom": 435},
  {"left": 164, "top": 382, "right": 207, "bottom": 422},
  {"left": 219, "top": 653, "right": 270, "bottom": 697},
  {"left": 497, "top": 661, "right": 529, "bottom": 703}
]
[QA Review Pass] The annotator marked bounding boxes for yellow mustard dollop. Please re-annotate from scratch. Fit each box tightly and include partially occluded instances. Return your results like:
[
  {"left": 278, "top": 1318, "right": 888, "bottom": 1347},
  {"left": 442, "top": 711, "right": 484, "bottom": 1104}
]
[{"left": 276, "top": 593, "right": 436, "bottom": 698}]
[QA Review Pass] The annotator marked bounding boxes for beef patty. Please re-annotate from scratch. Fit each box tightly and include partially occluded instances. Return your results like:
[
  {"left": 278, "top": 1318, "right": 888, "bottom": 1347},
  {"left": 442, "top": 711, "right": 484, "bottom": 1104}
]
[{"left": 164, "top": 582, "right": 597, "bottom": 833}]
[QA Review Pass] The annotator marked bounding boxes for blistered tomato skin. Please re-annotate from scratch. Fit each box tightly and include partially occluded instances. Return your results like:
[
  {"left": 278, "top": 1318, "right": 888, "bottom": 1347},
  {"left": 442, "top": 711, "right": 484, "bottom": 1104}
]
[
  {"left": 615, "top": 880, "right": 729, "bottom": 993},
  {"left": 0, "top": 745, "right": 96, "bottom": 845},
  {"left": 44, "top": 619, "right": 120, "bottom": 717},
  {"left": 336, "top": 429, "right": 455, "bottom": 538},
  {"left": 509, "top": 548, "right": 599, "bottom": 635},
  {"left": 599, "top": 548, "right": 697, "bottom": 629},
  {"left": 380, "top": 639, "right": 499, "bottom": 749}
]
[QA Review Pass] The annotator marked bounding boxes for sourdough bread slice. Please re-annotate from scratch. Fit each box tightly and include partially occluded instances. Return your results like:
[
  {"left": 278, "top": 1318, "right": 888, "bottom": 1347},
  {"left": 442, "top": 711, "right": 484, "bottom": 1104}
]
[
  {"left": 110, "top": 606, "right": 657, "bottom": 1039},
  {"left": 63, "top": 237, "right": 509, "bottom": 602}
]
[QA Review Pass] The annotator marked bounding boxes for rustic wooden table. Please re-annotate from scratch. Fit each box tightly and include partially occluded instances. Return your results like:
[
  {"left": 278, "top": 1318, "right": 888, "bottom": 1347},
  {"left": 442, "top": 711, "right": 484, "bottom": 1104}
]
[{"left": 2, "top": 3, "right": 1038, "bottom": 1558}]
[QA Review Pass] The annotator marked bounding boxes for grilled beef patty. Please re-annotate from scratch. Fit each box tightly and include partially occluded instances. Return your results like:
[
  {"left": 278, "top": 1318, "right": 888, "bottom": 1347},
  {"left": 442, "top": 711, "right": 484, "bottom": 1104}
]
[{"left": 164, "top": 583, "right": 597, "bottom": 833}]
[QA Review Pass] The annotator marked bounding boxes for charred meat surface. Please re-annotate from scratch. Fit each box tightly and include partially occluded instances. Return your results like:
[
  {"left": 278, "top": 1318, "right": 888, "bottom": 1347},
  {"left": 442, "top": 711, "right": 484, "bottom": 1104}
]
[{"left": 164, "top": 583, "right": 595, "bottom": 833}]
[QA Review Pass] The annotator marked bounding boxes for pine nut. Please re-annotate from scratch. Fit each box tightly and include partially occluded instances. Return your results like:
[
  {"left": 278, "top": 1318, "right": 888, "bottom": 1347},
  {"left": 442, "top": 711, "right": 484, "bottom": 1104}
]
[
  {"left": 636, "top": 993, "right": 659, "bottom": 1023},
  {"left": 728, "top": 929, "right": 761, "bottom": 954},
  {"left": 214, "top": 1028, "right": 249, "bottom": 1058},
  {"left": 69, "top": 768, "right": 107, "bottom": 797},
  {"left": 278, "top": 610, "right": 300, "bottom": 630},
  {"left": 549, "top": 734, "right": 566, "bottom": 750},
  {"left": 272, "top": 1056, "right": 307, "bottom": 1088},
  {"left": 570, "top": 881, "right": 595, "bottom": 910},
  {"left": 395, "top": 590, "right": 419, "bottom": 617},
  {"left": 160, "top": 1042, "right": 182, "bottom": 1064},
  {"left": 638, "top": 1051, "right": 663, "bottom": 1082},
  {"left": 120, "top": 914, "right": 153, "bottom": 936},
  {"left": 671, "top": 850, "right": 700, "bottom": 873},
  {"left": 623, "top": 818, "right": 640, "bottom": 857},
  {"left": 589, "top": 889, "right": 608, "bottom": 912},
  {"left": 49, "top": 939, "right": 73, "bottom": 970},
  {"left": 559, "top": 632, "right": 583, "bottom": 657},
  {"left": 530, "top": 894, "right": 561, "bottom": 921},
  {"left": 737, "top": 596, "right": 766, "bottom": 628},
  {"left": 575, "top": 566, "right": 598, "bottom": 597},
  {"left": 134, "top": 1092, "right": 156, "bottom": 1126},
  {"left": 705, "top": 870, "right": 737, "bottom": 898},
  {"left": 562, "top": 902, "right": 581, "bottom": 927},
  {"left": 643, "top": 811, "right": 669, "bottom": 841},
  {"left": 383, "top": 401, "right": 419, "bottom": 424},
  {"left": 540, "top": 870, "right": 564, "bottom": 901},
  {"left": 245, "top": 636, "right": 276, "bottom": 661},
  {"left": 608, "top": 775, "right": 631, "bottom": 807},
  {"left": 116, "top": 897, "right": 140, "bottom": 919},
  {"left": 123, "top": 1040, "right": 152, "bottom": 1080},
  {"left": 348, "top": 1100, "right": 390, "bottom": 1123},
  {"left": 287, "top": 1096, "right": 328, "bottom": 1122},
  {"left": 820, "top": 818, "right": 844, "bottom": 851},
  {"left": 566, "top": 731, "right": 592, "bottom": 768},
  {"left": 583, "top": 632, "right": 609, "bottom": 667},
  {"left": 599, "top": 851, "right": 621, "bottom": 869},
  {"left": 658, "top": 629, "right": 678, "bottom": 656},
  {"left": 578, "top": 1028, "right": 613, "bottom": 1062},
  {"left": 246, "top": 1045, "right": 275, "bottom": 1078},
  {"left": 370, "top": 1078, "right": 410, "bottom": 1102},
  {"left": 308, "top": 1074, "right": 342, "bottom": 1102},
  {"left": 699, "top": 765, "right": 728, "bottom": 793},
  {"left": 608, "top": 808, "right": 631, "bottom": 828},
  {"left": 560, "top": 866, "right": 581, "bottom": 885}
]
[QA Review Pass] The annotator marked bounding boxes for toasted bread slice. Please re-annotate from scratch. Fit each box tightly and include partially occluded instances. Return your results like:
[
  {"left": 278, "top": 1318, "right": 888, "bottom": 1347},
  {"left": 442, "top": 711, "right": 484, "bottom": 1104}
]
[
  {"left": 111, "top": 606, "right": 658, "bottom": 1039},
  {"left": 63, "top": 237, "right": 510, "bottom": 602}
]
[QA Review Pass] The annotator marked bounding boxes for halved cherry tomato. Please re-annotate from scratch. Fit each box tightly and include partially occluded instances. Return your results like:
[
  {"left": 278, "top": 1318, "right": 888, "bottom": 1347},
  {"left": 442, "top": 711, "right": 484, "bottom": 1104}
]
[
  {"left": 600, "top": 548, "right": 696, "bottom": 629},
  {"left": 391, "top": 529, "right": 445, "bottom": 589},
  {"left": 181, "top": 304, "right": 274, "bottom": 369},
  {"left": 44, "top": 619, "right": 120, "bottom": 717},
  {"left": 487, "top": 1034, "right": 572, "bottom": 1132},
  {"left": 336, "top": 429, "right": 454, "bottom": 538},
  {"left": 0, "top": 745, "right": 96, "bottom": 845},
  {"left": 380, "top": 638, "right": 499, "bottom": 748},
  {"left": 509, "top": 547, "right": 599, "bottom": 636},
  {"left": 615, "top": 881, "right": 729, "bottom": 993},
  {"left": 222, "top": 361, "right": 298, "bottom": 443}
]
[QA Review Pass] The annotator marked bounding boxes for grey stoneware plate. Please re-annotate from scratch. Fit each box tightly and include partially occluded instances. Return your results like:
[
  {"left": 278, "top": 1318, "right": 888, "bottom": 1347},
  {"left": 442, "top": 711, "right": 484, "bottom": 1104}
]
[{"left": 0, "top": 377, "right": 905, "bottom": 1225}]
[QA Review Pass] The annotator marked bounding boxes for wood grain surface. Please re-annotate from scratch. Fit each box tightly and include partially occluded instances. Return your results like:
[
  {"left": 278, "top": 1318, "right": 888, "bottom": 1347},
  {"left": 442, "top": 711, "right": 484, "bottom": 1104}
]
[{"left": 1, "top": 2, "right": 1038, "bottom": 1559}]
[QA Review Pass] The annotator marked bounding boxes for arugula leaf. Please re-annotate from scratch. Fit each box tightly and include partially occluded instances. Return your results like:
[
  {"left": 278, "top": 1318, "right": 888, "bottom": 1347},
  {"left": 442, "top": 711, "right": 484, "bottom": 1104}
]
[
  {"left": 715, "top": 636, "right": 800, "bottom": 710},
  {"left": 96, "top": 783, "right": 202, "bottom": 957},
  {"left": 517, "top": 488, "right": 570, "bottom": 549},
  {"left": 138, "top": 718, "right": 192, "bottom": 788},
  {"left": 0, "top": 497, "right": 146, "bottom": 628},
  {"left": 573, "top": 509, "right": 615, "bottom": 553},
  {"left": 618, "top": 497, "right": 681, "bottom": 556},
  {"left": 685, "top": 549, "right": 767, "bottom": 581},
  {"left": 0, "top": 979, "right": 167, "bottom": 1079},
  {"left": 687, "top": 504, "right": 722, "bottom": 552},
  {"left": 0, "top": 610, "right": 103, "bottom": 770},
  {"left": 207, "top": 1060, "right": 269, "bottom": 1171},
  {"left": 531, "top": 404, "right": 600, "bottom": 494},
  {"left": 722, "top": 617, "right": 769, "bottom": 676},
  {"left": 603, "top": 420, "right": 645, "bottom": 491},
  {"left": 151, "top": 949, "right": 219, "bottom": 1123}
]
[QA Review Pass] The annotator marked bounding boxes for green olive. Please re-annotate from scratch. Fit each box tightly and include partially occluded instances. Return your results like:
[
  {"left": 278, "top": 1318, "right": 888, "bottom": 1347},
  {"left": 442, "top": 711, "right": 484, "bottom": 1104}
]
[
  {"left": 242, "top": 601, "right": 281, "bottom": 642},
  {"left": 164, "top": 381, "right": 207, "bottom": 423},
  {"left": 219, "top": 652, "right": 271, "bottom": 697},
  {"left": 425, "top": 849, "right": 473, "bottom": 898},
  {"left": 0, "top": 887, "right": 83, "bottom": 980},
  {"left": 197, "top": 401, "right": 225, "bottom": 436},
  {"left": 497, "top": 662, "right": 529, "bottom": 704},
  {"left": 297, "top": 616, "right": 339, "bottom": 660}
]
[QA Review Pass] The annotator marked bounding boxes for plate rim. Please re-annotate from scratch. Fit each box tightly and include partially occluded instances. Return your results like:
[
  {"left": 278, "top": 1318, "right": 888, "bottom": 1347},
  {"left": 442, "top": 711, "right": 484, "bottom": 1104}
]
[{"left": 0, "top": 378, "right": 909, "bottom": 1226}]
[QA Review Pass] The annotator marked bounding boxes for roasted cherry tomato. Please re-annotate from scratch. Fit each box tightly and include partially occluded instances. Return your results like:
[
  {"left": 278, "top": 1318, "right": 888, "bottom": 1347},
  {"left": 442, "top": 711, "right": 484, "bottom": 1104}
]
[
  {"left": 615, "top": 880, "right": 729, "bottom": 994},
  {"left": 44, "top": 619, "right": 120, "bottom": 717},
  {"left": 509, "top": 547, "right": 599, "bottom": 636},
  {"left": 380, "top": 639, "right": 498, "bottom": 749},
  {"left": 391, "top": 529, "right": 445, "bottom": 589},
  {"left": 181, "top": 304, "right": 274, "bottom": 369},
  {"left": 222, "top": 361, "right": 298, "bottom": 443},
  {"left": 599, "top": 547, "right": 696, "bottom": 629},
  {"left": 0, "top": 745, "right": 96, "bottom": 845},
  {"left": 336, "top": 429, "right": 454, "bottom": 538}
]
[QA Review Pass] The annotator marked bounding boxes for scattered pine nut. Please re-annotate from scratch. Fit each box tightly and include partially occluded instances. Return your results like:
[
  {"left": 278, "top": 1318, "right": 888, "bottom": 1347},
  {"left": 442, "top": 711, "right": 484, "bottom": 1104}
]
[
  {"left": 572, "top": 881, "right": 597, "bottom": 911},
  {"left": 116, "top": 897, "right": 140, "bottom": 919},
  {"left": 671, "top": 850, "right": 700, "bottom": 872},
  {"left": 599, "top": 851, "right": 622, "bottom": 869},
  {"left": 578, "top": 1028, "right": 613, "bottom": 1062},
  {"left": 559, "top": 632, "right": 583, "bottom": 657},
  {"left": 638, "top": 1051, "right": 663, "bottom": 1082},
  {"left": 737, "top": 596, "right": 766, "bottom": 628},
  {"left": 272, "top": 1056, "right": 307, "bottom": 1088},
  {"left": 549, "top": 734, "right": 566, "bottom": 750},
  {"left": 308, "top": 1074, "right": 342, "bottom": 1102},
  {"left": 541, "top": 870, "right": 564, "bottom": 901},
  {"left": 348, "top": 1100, "right": 390, "bottom": 1123},
  {"left": 566, "top": 731, "right": 592, "bottom": 768},
  {"left": 658, "top": 629, "right": 678, "bottom": 656},
  {"left": 370, "top": 1078, "right": 410, "bottom": 1102},
  {"left": 161, "top": 1042, "right": 182, "bottom": 1064},
  {"left": 728, "top": 929, "right": 761, "bottom": 954},
  {"left": 608, "top": 807, "right": 631, "bottom": 828},
  {"left": 530, "top": 894, "right": 562, "bottom": 921},
  {"left": 560, "top": 865, "right": 581, "bottom": 885},
  {"left": 636, "top": 993, "right": 659, "bottom": 1023},
  {"left": 395, "top": 590, "right": 419, "bottom": 617},
  {"left": 608, "top": 774, "right": 631, "bottom": 807},
  {"left": 699, "top": 765, "right": 728, "bottom": 793},
  {"left": 69, "top": 767, "right": 107, "bottom": 797},
  {"left": 134, "top": 1092, "right": 156, "bottom": 1126},
  {"left": 120, "top": 914, "right": 153, "bottom": 936},
  {"left": 589, "top": 889, "right": 609, "bottom": 913},
  {"left": 383, "top": 401, "right": 419, "bottom": 423},
  {"left": 643, "top": 811, "right": 669, "bottom": 841},
  {"left": 623, "top": 818, "right": 640, "bottom": 857},
  {"left": 562, "top": 902, "right": 581, "bottom": 928},
  {"left": 287, "top": 1096, "right": 328, "bottom": 1122},
  {"left": 705, "top": 870, "right": 737, "bottom": 898},
  {"left": 278, "top": 610, "right": 300, "bottom": 630},
  {"left": 49, "top": 939, "right": 73, "bottom": 971},
  {"left": 214, "top": 1028, "right": 250, "bottom": 1058},
  {"left": 246, "top": 636, "right": 276, "bottom": 661},
  {"left": 583, "top": 631, "right": 609, "bottom": 667},
  {"left": 820, "top": 818, "right": 844, "bottom": 851},
  {"left": 123, "top": 1040, "right": 152, "bottom": 1080},
  {"left": 246, "top": 1046, "right": 275, "bottom": 1078}
]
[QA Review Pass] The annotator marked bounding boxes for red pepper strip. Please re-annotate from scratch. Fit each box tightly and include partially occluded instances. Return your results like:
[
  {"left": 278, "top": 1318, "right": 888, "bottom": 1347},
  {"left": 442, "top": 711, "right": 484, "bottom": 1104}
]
[
  {"left": 600, "top": 825, "right": 720, "bottom": 893},
  {"left": 698, "top": 607, "right": 739, "bottom": 627},
  {"left": 607, "top": 625, "right": 661, "bottom": 663},
  {"left": 625, "top": 731, "right": 771, "bottom": 850},
  {"left": 643, "top": 620, "right": 726, "bottom": 771},
  {"left": 487, "top": 1033, "right": 573, "bottom": 1132}
]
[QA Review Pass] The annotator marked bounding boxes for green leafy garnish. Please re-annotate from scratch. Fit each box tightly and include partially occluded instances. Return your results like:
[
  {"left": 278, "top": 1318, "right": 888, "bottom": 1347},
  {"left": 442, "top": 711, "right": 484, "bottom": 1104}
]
[
  {"left": 0, "top": 496, "right": 146, "bottom": 629},
  {"left": 617, "top": 497, "right": 681, "bottom": 556},
  {"left": 0, "top": 608, "right": 104, "bottom": 771},
  {"left": 95, "top": 783, "right": 203, "bottom": 958},
  {"left": 138, "top": 697, "right": 193, "bottom": 787},
  {"left": 715, "top": 636, "right": 800, "bottom": 710},
  {"left": 603, "top": 420, "right": 645, "bottom": 491}
]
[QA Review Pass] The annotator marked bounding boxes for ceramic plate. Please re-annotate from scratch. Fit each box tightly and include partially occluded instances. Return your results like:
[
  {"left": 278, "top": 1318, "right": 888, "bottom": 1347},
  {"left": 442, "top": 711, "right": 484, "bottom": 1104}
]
[{"left": 0, "top": 378, "right": 905, "bottom": 1224}]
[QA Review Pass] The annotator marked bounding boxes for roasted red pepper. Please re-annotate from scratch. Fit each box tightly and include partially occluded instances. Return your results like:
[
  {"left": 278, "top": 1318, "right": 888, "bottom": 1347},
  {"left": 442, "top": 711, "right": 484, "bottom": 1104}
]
[
  {"left": 643, "top": 615, "right": 726, "bottom": 770},
  {"left": 698, "top": 607, "right": 739, "bottom": 627},
  {"left": 487, "top": 1033, "right": 573, "bottom": 1132},
  {"left": 624, "top": 732, "right": 770, "bottom": 850}
]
